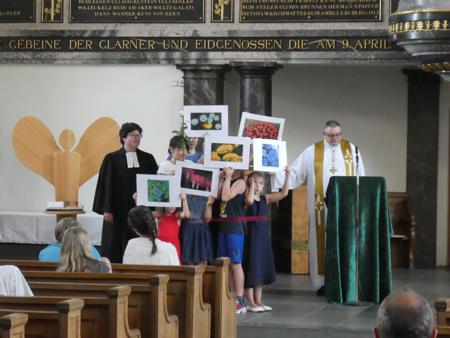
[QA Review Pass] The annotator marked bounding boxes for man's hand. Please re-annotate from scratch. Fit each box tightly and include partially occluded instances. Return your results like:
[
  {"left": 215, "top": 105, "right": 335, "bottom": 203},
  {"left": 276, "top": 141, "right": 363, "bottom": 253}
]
[{"left": 104, "top": 212, "right": 114, "bottom": 224}]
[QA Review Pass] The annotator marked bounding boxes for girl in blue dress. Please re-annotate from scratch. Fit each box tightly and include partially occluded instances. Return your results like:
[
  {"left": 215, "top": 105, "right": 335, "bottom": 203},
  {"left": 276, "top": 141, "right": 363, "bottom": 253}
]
[
  {"left": 244, "top": 167, "right": 290, "bottom": 312},
  {"left": 179, "top": 194, "right": 215, "bottom": 264}
]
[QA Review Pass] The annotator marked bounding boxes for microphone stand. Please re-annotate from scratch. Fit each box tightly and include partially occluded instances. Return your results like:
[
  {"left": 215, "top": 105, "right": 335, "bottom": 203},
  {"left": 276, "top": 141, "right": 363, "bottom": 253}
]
[
  {"left": 355, "top": 146, "right": 360, "bottom": 303},
  {"left": 347, "top": 146, "right": 366, "bottom": 306}
]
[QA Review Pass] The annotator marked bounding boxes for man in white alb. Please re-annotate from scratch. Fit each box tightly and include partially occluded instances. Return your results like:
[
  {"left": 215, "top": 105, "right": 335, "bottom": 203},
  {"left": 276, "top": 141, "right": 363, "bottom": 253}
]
[{"left": 273, "top": 120, "right": 365, "bottom": 295}]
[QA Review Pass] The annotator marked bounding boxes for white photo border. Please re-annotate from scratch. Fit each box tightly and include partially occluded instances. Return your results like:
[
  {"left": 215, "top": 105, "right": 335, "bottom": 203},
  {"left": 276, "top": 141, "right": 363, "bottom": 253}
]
[
  {"left": 204, "top": 135, "right": 251, "bottom": 170},
  {"left": 136, "top": 174, "right": 181, "bottom": 207},
  {"left": 175, "top": 161, "right": 220, "bottom": 197},
  {"left": 238, "top": 112, "right": 285, "bottom": 141},
  {"left": 252, "top": 139, "right": 287, "bottom": 173},
  {"left": 184, "top": 105, "right": 229, "bottom": 137}
]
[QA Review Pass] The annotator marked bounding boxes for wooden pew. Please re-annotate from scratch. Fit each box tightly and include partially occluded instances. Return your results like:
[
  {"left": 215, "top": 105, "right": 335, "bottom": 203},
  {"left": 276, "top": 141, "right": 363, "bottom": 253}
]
[
  {"left": 435, "top": 298, "right": 450, "bottom": 337},
  {"left": 1, "top": 258, "right": 235, "bottom": 338},
  {"left": 0, "top": 313, "right": 28, "bottom": 338},
  {"left": 388, "top": 192, "right": 416, "bottom": 268},
  {"left": 0, "top": 286, "right": 139, "bottom": 338},
  {"left": 21, "top": 268, "right": 210, "bottom": 338},
  {"left": 0, "top": 298, "right": 83, "bottom": 338},
  {"left": 28, "top": 276, "right": 177, "bottom": 338}
]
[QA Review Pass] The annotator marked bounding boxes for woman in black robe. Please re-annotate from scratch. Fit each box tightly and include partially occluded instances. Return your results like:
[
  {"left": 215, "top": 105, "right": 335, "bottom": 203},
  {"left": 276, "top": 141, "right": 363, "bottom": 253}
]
[{"left": 93, "top": 122, "right": 158, "bottom": 263}]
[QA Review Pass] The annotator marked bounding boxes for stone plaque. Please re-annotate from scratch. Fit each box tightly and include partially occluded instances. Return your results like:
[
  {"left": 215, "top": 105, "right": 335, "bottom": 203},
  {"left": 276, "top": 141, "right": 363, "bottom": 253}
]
[
  {"left": 0, "top": 36, "right": 393, "bottom": 52},
  {"left": 70, "top": 0, "right": 205, "bottom": 23},
  {"left": 211, "top": 0, "right": 233, "bottom": 23},
  {"left": 240, "top": 0, "right": 381, "bottom": 22},
  {"left": 42, "top": 0, "right": 64, "bottom": 23},
  {"left": 0, "top": 0, "right": 35, "bottom": 23}
]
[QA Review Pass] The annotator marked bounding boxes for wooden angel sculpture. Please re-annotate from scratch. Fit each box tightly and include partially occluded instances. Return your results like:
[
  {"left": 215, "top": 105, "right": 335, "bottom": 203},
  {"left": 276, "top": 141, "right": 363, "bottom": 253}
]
[{"left": 12, "top": 116, "right": 120, "bottom": 207}]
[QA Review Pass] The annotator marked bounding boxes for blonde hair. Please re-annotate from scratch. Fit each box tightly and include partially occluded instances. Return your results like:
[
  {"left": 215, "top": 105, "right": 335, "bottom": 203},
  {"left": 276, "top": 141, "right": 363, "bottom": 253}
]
[
  {"left": 55, "top": 218, "right": 82, "bottom": 242},
  {"left": 57, "top": 227, "right": 95, "bottom": 272}
]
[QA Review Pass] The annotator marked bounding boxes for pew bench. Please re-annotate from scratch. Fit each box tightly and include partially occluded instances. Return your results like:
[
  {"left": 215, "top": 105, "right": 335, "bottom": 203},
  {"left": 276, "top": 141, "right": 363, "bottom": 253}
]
[
  {"left": 0, "top": 313, "right": 28, "bottom": 338},
  {"left": 435, "top": 298, "right": 450, "bottom": 337},
  {"left": 0, "top": 298, "right": 83, "bottom": 338},
  {"left": 1, "top": 258, "right": 235, "bottom": 338},
  {"left": 21, "top": 268, "right": 210, "bottom": 338},
  {"left": 0, "top": 286, "right": 139, "bottom": 338},
  {"left": 28, "top": 276, "right": 177, "bottom": 338}
]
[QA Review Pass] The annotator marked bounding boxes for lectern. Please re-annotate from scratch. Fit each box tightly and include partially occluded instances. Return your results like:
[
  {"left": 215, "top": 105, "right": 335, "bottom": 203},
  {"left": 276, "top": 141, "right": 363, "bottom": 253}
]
[{"left": 324, "top": 176, "right": 392, "bottom": 304}]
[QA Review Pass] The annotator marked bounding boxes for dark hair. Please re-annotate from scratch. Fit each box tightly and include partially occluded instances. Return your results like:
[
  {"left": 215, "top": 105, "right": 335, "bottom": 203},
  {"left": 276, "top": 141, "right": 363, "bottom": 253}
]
[
  {"left": 376, "top": 288, "right": 435, "bottom": 338},
  {"left": 119, "top": 123, "right": 143, "bottom": 145},
  {"left": 324, "top": 120, "right": 341, "bottom": 129},
  {"left": 168, "top": 135, "right": 187, "bottom": 155},
  {"left": 127, "top": 206, "right": 158, "bottom": 255},
  {"left": 247, "top": 171, "right": 265, "bottom": 186}
]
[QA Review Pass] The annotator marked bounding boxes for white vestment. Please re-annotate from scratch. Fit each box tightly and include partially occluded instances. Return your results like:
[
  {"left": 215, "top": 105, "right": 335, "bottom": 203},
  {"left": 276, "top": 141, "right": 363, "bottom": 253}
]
[
  {"left": 0, "top": 265, "right": 33, "bottom": 296},
  {"left": 273, "top": 140, "right": 365, "bottom": 288}
]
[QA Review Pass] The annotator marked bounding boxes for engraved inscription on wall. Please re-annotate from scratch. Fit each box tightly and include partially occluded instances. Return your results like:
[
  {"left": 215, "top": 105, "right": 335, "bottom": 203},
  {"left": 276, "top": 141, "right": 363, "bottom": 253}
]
[
  {"left": 0, "top": 0, "right": 35, "bottom": 22},
  {"left": 70, "top": 0, "right": 205, "bottom": 23},
  {"left": 240, "top": 0, "right": 381, "bottom": 22}
]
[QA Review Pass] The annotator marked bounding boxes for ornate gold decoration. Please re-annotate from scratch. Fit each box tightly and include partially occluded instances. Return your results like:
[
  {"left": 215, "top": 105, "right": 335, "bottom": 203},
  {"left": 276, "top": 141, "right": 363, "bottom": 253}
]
[
  {"left": 212, "top": 0, "right": 233, "bottom": 22},
  {"left": 42, "top": 0, "right": 63, "bottom": 22},
  {"left": 389, "top": 18, "right": 450, "bottom": 34},
  {"left": 420, "top": 62, "right": 450, "bottom": 72}
]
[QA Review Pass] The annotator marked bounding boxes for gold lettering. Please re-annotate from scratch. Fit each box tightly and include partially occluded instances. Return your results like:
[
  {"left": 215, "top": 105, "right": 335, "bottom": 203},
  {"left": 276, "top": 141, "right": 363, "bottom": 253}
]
[
  {"left": 69, "top": 39, "right": 93, "bottom": 50},
  {"left": 288, "top": 39, "right": 309, "bottom": 50}
]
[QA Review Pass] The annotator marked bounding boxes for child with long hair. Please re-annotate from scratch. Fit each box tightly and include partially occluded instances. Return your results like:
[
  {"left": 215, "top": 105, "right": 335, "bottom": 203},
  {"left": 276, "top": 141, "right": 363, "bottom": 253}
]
[
  {"left": 124, "top": 206, "right": 180, "bottom": 265},
  {"left": 243, "top": 167, "right": 290, "bottom": 312},
  {"left": 58, "top": 227, "right": 111, "bottom": 273}
]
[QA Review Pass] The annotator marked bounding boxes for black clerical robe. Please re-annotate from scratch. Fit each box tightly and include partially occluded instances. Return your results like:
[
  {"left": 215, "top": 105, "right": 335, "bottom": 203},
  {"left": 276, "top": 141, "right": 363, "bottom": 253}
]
[{"left": 93, "top": 148, "right": 158, "bottom": 263}]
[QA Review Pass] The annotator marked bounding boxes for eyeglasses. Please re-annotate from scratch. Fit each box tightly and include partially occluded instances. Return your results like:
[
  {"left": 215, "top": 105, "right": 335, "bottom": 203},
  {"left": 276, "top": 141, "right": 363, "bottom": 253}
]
[
  {"left": 128, "top": 133, "right": 142, "bottom": 138},
  {"left": 326, "top": 133, "right": 341, "bottom": 138}
]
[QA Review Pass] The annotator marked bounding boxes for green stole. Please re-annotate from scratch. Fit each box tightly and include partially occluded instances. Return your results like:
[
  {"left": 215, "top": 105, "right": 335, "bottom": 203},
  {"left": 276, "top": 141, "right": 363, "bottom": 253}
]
[{"left": 313, "top": 139, "right": 354, "bottom": 274}]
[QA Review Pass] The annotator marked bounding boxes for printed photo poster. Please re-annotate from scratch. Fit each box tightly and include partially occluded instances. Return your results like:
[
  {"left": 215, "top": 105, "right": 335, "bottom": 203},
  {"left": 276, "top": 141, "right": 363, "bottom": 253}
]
[
  {"left": 136, "top": 174, "right": 181, "bottom": 207},
  {"left": 238, "top": 112, "right": 285, "bottom": 141},
  {"left": 184, "top": 105, "right": 228, "bottom": 137},
  {"left": 204, "top": 135, "right": 251, "bottom": 170},
  {"left": 252, "top": 139, "right": 287, "bottom": 173},
  {"left": 175, "top": 161, "right": 220, "bottom": 197}
]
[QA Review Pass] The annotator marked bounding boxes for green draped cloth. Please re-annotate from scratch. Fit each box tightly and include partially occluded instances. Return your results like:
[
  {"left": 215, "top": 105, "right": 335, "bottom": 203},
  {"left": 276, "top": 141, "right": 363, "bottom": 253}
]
[{"left": 324, "top": 176, "right": 392, "bottom": 304}]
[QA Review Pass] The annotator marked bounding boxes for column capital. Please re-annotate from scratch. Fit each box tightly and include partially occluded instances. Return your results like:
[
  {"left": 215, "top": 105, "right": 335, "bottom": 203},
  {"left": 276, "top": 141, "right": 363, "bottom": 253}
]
[
  {"left": 233, "top": 62, "right": 282, "bottom": 78},
  {"left": 176, "top": 64, "right": 230, "bottom": 79}
]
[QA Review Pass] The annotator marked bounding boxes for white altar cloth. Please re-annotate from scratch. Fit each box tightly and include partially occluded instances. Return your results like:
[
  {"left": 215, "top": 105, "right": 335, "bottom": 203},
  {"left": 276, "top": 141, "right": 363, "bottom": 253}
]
[{"left": 0, "top": 212, "right": 102, "bottom": 245}]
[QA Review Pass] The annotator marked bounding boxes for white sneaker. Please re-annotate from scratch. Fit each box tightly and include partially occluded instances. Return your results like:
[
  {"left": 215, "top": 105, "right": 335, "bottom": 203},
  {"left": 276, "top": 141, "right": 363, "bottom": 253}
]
[{"left": 246, "top": 305, "right": 264, "bottom": 313}]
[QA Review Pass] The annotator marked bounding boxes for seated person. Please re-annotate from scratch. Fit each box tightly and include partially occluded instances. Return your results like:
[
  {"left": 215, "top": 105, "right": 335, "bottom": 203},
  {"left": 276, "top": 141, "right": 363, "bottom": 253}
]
[
  {"left": 123, "top": 206, "right": 180, "bottom": 265},
  {"left": 0, "top": 265, "right": 33, "bottom": 296},
  {"left": 57, "top": 227, "right": 111, "bottom": 273},
  {"left": 39, "top": 218, "right": 101, "bottom": 262},
  {"left": 373, "top": 288, "right": 437, "bottom": 338}
]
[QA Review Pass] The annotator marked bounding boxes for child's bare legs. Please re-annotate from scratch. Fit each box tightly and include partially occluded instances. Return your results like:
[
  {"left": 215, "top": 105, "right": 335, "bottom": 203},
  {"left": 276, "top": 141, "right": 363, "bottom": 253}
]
[
  {"left": 254, "top": 285, "right": 263, "bottom": 305},
  {"left": 245, "top": 287, "right": 257, "bottom": 307},
  {"left": 230, "top": 262, "right": 244, "bottom": 297}
]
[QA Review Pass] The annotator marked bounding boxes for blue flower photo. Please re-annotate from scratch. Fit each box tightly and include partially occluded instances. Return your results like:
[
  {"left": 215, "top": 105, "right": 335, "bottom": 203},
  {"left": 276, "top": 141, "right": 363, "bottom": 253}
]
[{"left": 262, "top": 143, "right": 279, "bottom": 167}]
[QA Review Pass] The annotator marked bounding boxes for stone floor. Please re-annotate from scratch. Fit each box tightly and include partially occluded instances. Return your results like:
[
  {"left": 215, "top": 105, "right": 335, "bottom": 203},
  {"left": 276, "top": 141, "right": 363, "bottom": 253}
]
[{"left": 237, "top": 268, "right": 450, "bottom": 338}]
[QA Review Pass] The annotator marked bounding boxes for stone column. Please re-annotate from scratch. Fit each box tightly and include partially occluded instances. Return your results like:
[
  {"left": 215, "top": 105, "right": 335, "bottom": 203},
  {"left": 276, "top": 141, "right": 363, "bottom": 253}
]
[
  {"left": 176, "top": 65, "right": 229, "bottom": 105},
  {"left": 234, "top": 62, "right": 282, "bottom": 116},
  {"left": 403, "top": 69, "right": 440, "bottom": 268}
]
